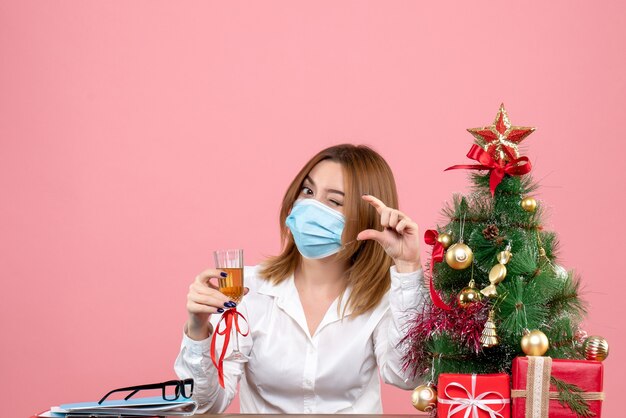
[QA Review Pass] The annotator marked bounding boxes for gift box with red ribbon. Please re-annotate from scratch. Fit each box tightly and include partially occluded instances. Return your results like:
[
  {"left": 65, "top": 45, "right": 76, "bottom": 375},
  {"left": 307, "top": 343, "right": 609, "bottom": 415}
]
[
  {"left": 438, "top": 373, "right": 511, "bottom": 418},
  {"left": 511, "top": 356, "right": 604, "bottom": 418}
]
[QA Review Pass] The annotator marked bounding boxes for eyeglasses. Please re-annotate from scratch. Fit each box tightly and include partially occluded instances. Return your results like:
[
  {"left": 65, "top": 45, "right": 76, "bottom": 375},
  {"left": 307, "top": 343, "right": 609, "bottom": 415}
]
[{"left": 98, "top": 378, "right": 194, "bottom": 405}]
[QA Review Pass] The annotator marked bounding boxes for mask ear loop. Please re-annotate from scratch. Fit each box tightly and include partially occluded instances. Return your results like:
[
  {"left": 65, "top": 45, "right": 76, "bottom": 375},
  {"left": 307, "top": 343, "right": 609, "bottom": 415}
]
[{"left": 339, "top": 239, "right": 358, "bottom": 251}]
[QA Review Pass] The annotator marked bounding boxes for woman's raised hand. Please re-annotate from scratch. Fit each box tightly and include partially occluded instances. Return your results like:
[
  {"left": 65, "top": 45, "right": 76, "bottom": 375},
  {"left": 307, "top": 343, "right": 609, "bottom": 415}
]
[
  {"left": 356, "top": 195, "right": 421, "bottom": 273},
  {"left": 186, "top": 269, "right": 246, "bottom": 340}
]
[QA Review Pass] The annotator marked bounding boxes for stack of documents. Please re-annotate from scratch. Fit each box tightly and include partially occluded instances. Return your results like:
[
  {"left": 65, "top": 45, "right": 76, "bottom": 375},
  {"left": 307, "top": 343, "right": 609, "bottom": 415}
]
[{"left": 36, "top": 396, "right": 198, "bottom": 417}]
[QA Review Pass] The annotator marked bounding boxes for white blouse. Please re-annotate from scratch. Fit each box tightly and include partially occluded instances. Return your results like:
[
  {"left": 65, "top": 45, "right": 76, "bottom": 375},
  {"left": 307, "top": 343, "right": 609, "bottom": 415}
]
[{"left": 174, "top": 265, "right": 426, "bottom": 414}]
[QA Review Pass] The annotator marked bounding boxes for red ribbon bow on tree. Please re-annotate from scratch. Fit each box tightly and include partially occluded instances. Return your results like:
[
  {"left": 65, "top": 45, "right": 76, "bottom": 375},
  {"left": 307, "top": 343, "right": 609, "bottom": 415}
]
[
  {"left": 210, "top": 308, "right": 249, "bottom": 388},
  {"left": 424, "top": 229, "right": 453, "bottom": 311},
  {"left": 445, "top": 144, "right": 532, "bottom": 196}
]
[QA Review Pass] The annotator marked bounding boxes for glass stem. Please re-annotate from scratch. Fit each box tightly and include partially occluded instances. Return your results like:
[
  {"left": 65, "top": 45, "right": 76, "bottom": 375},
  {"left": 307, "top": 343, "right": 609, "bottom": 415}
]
[{"left": 233, "top": 326, "right": 240, "bottom": 352}]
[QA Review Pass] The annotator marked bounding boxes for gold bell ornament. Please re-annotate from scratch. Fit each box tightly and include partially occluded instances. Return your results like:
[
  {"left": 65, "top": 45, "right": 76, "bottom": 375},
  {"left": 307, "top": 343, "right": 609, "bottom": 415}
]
[
  {"left": 411, "top": 383, "right": 438, "bottom": 412},
  {"left": 481, "top": 245, "right": 512, "bottom": 298},
  {"left": 521, "top": 329, "right": 550, "bottom": 356},
  {"left": 480, "top": 310, "right": 499, "bottom": 348},
  {"left": 457, "top": 279, "right": 482, "bottom": 308},
  {"left": 521, "top": 196, "right": 537, "bottom": 213},
  {"left": 583, "top": 336, "right": 609, "bottom": 361}
]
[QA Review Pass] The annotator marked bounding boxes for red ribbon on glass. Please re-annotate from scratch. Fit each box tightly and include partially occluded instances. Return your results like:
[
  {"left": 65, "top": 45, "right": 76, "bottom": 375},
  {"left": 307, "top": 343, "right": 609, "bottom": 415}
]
[
  {"left": 424, "top": 229, "right": 453, "bottom": 311},
  {"left": 210, "top": 308, "right": 249, "bottom": 388},
  {"left": 445, "top": 144, "right": 532, "bottom": 196}
]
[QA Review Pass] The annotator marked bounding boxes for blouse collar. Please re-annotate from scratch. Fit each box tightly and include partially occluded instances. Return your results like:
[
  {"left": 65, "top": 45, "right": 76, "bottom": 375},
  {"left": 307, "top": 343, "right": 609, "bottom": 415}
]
[{"left": 257, "top": 274, "right": 354, "bottom": 339}]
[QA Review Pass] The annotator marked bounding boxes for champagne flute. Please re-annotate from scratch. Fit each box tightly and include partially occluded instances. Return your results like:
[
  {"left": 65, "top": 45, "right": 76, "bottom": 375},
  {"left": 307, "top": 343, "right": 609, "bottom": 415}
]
[{"left": 213, "top": 249, "right": 248, "bottom": 362}]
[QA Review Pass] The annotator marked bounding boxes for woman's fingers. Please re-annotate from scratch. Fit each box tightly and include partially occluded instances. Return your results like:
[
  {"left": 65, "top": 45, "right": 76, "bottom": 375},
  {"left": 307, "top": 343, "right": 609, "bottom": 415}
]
[
  {"left": 187, "top": 268, "right": 239, "bottom": 316},
  {"left": 189, "top": 282, "right": 230, "bottom": 303},
  {"left": 194, "top": 268, "right": 227, "bottom": 287},
  {"left": 396, "top": 217, "right": 419, "bottom": 234},
  {"left": 190, "top": 280, "right": 220, "bottom": 296},
  {"left": 185, "top": 272, "right": 251, "bottom": 340},
  {"left": 190, "top": 291, "right": 231, "bottom": 308},
  {"left": 395, "top": 218, "right": 408, "bottom": 234},
  {"left": 362, "top": 194, "right": 387, "bottom": 214},
  {"left": 388, "top": 210, "right": 400, "bottom": 229},
  {"left": 363, "top": 195, "right": 408, "bottom": 230},
  {"left": 380, "top": 207, "right": 391, "bottom": 228},
  {"left": 360, "top": 195, "right": 422, "bottom": 270},
  {"left": 187, "top": 301, "right": 225, "bottom": 315},
  {"left": 357, "top": 228, "right": 385, "bottom": 245}
]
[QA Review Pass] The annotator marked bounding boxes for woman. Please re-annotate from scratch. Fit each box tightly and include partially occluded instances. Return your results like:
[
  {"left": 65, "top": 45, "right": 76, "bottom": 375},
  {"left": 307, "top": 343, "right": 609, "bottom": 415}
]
[{"left": 174, "top": 144, "right": 427, "bottom": 413}]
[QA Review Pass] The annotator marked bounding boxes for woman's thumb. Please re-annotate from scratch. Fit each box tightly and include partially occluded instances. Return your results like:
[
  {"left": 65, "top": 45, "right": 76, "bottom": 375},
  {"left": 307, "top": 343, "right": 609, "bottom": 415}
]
[{"left": 357, "top": 229, "right": 386, "bottom": 245}]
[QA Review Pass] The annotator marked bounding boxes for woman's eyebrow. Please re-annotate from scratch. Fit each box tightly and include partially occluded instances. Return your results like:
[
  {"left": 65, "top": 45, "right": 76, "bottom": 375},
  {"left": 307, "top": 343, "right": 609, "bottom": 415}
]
[{"left": 327, "top": 188, "right": 345, "bottom": 196}]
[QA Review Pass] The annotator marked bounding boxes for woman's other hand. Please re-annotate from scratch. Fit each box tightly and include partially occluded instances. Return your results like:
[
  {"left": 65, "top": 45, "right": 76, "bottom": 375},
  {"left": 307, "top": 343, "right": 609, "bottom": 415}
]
[{"left": 357, "top": 195, "right": 421, "bottom": 273}]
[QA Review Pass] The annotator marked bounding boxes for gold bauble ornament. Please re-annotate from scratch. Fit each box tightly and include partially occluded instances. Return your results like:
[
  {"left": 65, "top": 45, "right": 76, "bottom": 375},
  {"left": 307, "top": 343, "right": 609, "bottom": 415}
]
[
  {"left": 457, "top": 280, "right": 482, "bottom": 308},
  {"left": 521, "top": 329, "right": 550, "bottom": 356},
  {"left": 411, "top": 384, "right": 438, "bottom": 412},
  {"left": 521, "top": 196, "right": 537, "bottom": 212},
  {"left": 437, "top": 232, "right": 453, "bottom": 249},
  {"left": 583, "top": 336, "right": 609, "bottom": 361},
  {"left": 445, "top": 242, "right": 474, "bottom": 270}
]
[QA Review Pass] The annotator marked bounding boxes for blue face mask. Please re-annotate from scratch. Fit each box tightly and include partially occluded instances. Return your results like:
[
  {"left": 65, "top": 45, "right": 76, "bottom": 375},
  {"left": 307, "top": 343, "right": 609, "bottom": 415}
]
[{"left": 285, "top": 198, "right": 345, "bottom": 259}]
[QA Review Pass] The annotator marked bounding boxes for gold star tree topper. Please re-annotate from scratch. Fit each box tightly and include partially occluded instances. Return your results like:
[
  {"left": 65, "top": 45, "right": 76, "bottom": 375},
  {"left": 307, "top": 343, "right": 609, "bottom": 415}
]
[{"left": 467, "top": 104, "right": 535, "bottom": 162}]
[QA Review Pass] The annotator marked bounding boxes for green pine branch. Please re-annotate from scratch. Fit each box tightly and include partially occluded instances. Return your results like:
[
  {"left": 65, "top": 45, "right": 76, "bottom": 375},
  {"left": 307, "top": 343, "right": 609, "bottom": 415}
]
[
  {"left": 550, "top": 376, "right": 595, "bottom": 417},
  {"left": 531, "top": 267, "right": 564, "bottom": 301},
  {"left": 547, "top": 273, "right": 587, "bottom": 320},
  {"left": 497, "top": 277, "right": 549, "bottom": 344},
  {"left": 426, "top": 333, "right": 513, "bottom": 384},
  {"left": 544, "top": 316, "right": 585, "bottom": 359},
  {"left": 470, "top": 172, "right": 539, "bottom": 196}
]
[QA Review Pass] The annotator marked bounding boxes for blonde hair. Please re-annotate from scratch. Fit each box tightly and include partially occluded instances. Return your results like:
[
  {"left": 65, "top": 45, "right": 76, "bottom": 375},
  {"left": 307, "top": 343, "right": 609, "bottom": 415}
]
[{"left": 259, "top": 144, "right": 399, "bottom": 317}]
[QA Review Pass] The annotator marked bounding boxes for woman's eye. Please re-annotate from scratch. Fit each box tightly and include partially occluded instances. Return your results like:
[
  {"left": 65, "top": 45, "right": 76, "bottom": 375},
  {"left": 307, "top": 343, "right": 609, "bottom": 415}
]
[
  {"left": 329, "top": 199, "right": 343, "bottom": 207},
  {"left": 301, "top": 186, "right": 313, "bottom": 196}
]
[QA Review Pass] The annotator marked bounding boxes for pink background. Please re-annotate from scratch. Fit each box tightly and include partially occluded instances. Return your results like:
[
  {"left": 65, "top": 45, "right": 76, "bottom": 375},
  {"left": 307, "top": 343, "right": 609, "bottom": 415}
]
[{"left": 1, "top": 2, "right": 625, "bottom": 417}]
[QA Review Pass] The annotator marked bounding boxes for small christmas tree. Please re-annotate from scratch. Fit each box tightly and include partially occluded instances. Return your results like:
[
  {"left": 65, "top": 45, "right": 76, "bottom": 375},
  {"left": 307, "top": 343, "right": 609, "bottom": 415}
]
[{"left": 405, "top": 104, "right": 596, "bottom": 416}]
